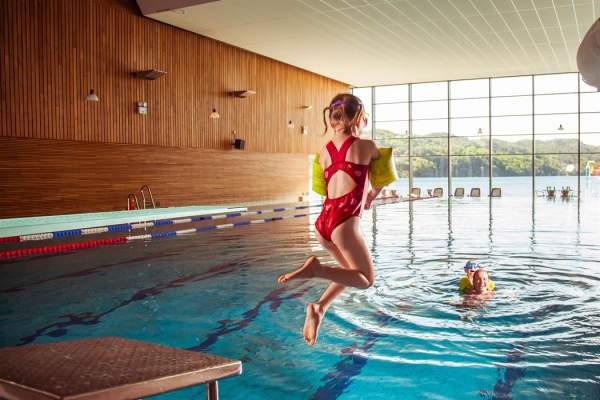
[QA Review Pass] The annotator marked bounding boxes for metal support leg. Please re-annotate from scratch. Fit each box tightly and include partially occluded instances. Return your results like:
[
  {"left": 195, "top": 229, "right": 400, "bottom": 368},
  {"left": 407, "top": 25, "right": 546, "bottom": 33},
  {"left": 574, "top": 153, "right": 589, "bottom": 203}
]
[{"left": 206, "top": 381, "right": 219, "bottom": 400}]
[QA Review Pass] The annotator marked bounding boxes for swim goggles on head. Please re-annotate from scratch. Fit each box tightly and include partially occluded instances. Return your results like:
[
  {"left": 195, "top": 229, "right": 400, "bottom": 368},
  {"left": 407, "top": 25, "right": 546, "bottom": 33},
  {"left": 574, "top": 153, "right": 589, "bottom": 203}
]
[{"left": 464, "top": 261, "right": 481, "bottom": 271}]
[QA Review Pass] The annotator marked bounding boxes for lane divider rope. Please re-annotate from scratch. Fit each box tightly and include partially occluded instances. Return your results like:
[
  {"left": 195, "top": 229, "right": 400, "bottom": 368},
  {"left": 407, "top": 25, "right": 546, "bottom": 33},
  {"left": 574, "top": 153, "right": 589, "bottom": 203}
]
[
  {"left": 0, "top": 237, "right": 128, "bottom": 260},
  {"left": 0, "top": 211, "right": 320, "bottom": 261},
  {"left": 6, "top": 197, "right": 405, "bottom": 243},
  {"left": 0, "top": 196, "right": 403, "bottom": 261},
  {"left": 2, "top": 204, "right": 324, "bottom": 244}
]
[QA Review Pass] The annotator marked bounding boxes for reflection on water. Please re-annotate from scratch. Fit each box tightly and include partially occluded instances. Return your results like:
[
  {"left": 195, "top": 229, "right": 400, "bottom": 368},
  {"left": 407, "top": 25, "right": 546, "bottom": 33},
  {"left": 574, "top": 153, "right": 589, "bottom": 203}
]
[
  {"left": 348, "top": 197, "right": 600, "bottom": 399},
  {"left": 1, "top": 197, "right": 599, "bottom": 400}
]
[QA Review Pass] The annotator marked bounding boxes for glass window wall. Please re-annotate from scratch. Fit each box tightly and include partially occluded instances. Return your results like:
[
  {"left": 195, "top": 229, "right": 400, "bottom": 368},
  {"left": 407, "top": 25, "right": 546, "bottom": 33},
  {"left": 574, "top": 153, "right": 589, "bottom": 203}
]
[{"left": 352, "top": 72, "right": 600, "bottom": 204}]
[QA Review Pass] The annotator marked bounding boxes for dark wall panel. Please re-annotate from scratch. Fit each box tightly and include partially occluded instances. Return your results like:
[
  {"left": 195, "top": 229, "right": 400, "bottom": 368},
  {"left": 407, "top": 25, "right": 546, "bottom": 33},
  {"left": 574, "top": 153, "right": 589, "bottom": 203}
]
[{"left": 0, "top": 137, "right": 309, "bottom": 218}]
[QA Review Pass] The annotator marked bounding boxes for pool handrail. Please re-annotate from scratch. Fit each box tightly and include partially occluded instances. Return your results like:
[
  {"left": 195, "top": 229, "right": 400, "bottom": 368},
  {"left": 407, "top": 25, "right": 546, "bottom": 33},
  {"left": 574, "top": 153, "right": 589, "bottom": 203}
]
[
  {"left": 127, "top": 193, "right": 140, "bottom": 210},
  {"left": 140, "top": 185, "right": 156, "bottom": 209}
]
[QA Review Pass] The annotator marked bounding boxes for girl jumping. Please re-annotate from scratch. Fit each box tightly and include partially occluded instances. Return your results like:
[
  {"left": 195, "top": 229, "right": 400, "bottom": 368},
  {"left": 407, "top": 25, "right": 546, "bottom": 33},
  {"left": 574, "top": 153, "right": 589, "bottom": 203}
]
[{"left": 277, "top": 93, "right": 396, "bottom": 346}]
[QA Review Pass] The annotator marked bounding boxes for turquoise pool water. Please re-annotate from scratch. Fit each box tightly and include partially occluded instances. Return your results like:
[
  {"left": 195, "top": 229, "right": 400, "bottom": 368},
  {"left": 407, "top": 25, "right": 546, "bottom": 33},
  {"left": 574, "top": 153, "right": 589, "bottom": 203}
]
[{"left": 1, "top": 197, "right": 599, "bottom": 399}]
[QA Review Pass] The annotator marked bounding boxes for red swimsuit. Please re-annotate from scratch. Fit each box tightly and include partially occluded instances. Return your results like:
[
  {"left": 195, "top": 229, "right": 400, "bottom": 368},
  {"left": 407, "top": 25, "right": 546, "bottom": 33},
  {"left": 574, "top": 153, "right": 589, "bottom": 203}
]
[{"left": 315, "top": 136, "right": 369, "bottom": 241}]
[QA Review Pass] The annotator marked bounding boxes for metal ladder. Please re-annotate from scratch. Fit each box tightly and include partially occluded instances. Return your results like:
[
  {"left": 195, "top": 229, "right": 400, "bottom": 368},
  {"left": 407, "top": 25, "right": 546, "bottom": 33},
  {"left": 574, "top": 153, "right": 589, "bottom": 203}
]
[
  {"left": 139, "top": 185, "right": 156, "bottom": 209},
  {"left": 127, "top": 193, "right": 140, "bottom": 210},
  {"left": 127, "top": 185, "right": 156, "bottom": 210}
]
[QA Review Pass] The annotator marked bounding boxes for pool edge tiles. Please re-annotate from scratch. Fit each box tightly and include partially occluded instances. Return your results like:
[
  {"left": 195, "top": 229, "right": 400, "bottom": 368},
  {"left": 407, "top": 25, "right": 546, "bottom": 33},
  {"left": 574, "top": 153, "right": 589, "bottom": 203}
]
[{"left": 0, "top": 206, "right": 247, "bottom": 238}]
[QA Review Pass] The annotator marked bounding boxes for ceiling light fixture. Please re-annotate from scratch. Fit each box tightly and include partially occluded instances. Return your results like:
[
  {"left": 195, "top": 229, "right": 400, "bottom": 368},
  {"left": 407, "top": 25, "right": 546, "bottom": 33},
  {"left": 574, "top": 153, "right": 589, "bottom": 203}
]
[
  {"left": 209, "top": 108, "right": 220, "bottom": 119},
  {"left": 135, "top": 69, "right": 167, "bottom": 80}
]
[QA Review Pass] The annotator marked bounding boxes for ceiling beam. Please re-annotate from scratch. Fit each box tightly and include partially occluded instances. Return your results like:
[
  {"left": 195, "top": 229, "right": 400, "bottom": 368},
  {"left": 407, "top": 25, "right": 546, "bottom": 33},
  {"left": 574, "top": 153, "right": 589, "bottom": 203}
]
[{"left": 136, "top": 0, "right": 219, "bottom": 15}]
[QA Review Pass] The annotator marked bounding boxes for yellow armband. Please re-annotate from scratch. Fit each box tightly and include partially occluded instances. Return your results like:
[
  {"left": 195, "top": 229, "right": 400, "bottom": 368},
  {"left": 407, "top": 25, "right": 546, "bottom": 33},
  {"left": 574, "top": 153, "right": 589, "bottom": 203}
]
[
  {"left": 369, "top": 147, "right": 398, "bottom": 188},
  {"left": 458, "top": 276, "right": 471, "bottom": 292},
  {"left": 458, "top": 277, "right": 496, "bottom": 292},
  {"left": 312, "top": 153, "right": 326, "bottom": 196}
]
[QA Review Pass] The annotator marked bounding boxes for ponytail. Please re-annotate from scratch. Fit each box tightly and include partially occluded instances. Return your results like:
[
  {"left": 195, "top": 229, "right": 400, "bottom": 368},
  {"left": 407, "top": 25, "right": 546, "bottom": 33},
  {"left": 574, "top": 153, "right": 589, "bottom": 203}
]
[
  {"left": 322, "top": 106, "right": 330, "bottom": 136},
  {"left": 321, "top": 94, "right": 364, "bottom": 137}
]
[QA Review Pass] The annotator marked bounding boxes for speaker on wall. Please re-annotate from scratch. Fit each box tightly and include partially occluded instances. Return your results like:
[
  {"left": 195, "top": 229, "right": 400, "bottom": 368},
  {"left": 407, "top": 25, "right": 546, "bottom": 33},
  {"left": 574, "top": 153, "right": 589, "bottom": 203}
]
[{"left": 233, "top": 139, "right": 245, "bottom": 150}]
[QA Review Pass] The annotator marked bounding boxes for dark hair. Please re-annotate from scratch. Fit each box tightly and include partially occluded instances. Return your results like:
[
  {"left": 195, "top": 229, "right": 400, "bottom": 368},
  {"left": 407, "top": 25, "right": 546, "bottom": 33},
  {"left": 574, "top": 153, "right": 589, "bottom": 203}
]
[{"left": 322, "top": 93, "right": 364, "bottom": 136}]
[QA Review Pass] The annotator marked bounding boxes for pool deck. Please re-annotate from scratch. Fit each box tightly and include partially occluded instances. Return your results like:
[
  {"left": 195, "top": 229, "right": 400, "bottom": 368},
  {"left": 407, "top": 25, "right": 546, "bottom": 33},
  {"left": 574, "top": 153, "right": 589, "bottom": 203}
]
[{"left": 0, "top": 206, "right": 247, "bottom": 238}]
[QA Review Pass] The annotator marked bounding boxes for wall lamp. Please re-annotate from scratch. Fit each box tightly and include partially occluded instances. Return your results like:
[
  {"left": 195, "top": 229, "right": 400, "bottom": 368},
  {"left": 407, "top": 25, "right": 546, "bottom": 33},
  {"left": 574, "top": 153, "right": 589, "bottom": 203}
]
[
  {"left": 231, "top": 90, "right": 256, "bottom": 98},
  {"left": 86, "top": 89, "right": 99, "bottom": 102}
]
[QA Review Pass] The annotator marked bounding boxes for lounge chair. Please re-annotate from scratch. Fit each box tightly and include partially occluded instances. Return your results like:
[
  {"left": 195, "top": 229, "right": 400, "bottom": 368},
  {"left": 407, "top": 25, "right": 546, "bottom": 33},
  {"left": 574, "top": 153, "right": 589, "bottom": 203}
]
[
  {"left": 490, "top": 187, "right": 501, "bottom": 197},
  {"left": 469, "top": 188, "right": 481, "bottom": 197},
  {"left": 560, "top": 186, "right": 572, "bottom": 198},
  {"left": 432, "top": 187, "right": 443, "bottom": 197},
  {"left": 453, "top": 187, "right": 465, "bottom": 197},
  {"left": 410, "top": 187, "right": 421, "bottom": 198}
]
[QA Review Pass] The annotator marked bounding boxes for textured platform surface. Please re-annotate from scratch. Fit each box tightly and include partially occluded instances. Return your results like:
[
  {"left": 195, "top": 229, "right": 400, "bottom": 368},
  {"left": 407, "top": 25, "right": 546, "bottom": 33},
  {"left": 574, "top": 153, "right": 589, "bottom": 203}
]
[{"left": 0, "top": 337, "right": 241, "bottom": 400}]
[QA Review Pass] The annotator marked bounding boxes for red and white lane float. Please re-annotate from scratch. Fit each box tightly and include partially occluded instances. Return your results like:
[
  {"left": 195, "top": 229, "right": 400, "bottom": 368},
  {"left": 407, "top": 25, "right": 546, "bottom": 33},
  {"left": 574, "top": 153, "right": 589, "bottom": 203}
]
[{"left": 0, "top": 197, "right": 403, "bottom": 261}]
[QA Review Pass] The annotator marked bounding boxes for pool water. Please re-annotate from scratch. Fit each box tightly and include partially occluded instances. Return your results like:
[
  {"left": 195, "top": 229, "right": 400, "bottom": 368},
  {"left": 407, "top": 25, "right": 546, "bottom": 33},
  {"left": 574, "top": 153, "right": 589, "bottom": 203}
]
[{"left": 1, "top": 198, "right": 600, "bottom": 399}]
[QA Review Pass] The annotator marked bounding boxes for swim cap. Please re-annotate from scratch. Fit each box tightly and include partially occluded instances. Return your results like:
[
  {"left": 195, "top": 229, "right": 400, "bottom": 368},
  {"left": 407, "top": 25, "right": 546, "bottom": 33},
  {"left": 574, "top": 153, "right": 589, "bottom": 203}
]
[{"left": 464, "top": 261, "right": 481, "bottom": 271}]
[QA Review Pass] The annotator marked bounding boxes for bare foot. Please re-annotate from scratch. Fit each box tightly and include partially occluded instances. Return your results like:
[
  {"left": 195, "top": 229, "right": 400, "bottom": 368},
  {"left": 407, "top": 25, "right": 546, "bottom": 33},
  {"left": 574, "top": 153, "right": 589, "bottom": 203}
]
[
  {"left": 303, "top": 303, "right": 324, "bottom": 346},
  {"left": 277, "top": 256, "right": 320, "bottom": 284}
]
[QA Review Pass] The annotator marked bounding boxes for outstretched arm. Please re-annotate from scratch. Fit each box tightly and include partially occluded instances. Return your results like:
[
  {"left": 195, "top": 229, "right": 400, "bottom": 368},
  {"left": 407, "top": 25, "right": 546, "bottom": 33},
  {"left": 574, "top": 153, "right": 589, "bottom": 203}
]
[
  {"left": 370, "top": 140, "right": 381, "bottom": 160},
  {"left": 364, "top": 186, "right": 383, "bottom": 210}
]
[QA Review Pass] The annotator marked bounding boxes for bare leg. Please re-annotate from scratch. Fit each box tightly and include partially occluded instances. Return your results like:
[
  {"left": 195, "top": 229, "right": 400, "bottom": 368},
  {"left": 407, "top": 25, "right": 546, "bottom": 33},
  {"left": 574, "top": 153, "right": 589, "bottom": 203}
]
[
  {"left": 277, "top": 220, "right": 372, "bottom": 288},
  {"left": 302, "top": 218, "right": 375, "bottom": 346},
  {"left": 277, "top": 255, "right": 320, "bottom": 283},
  {"left": 303, "top": 232, "right": 349, "bottom": 345},
  {"left": 313, "top": 230, "right": 350, "bottom": 311},
  {"left": 304, "top": 217, "right": 374, "bottom": 289}
]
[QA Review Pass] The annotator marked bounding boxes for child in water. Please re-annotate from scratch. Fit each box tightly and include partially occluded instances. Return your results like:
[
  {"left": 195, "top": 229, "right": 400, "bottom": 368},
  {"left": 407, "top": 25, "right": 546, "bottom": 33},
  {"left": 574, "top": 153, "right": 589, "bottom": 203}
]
[
  {"left": 459, "top": 260, "right": 495, "bottom": 293},
  {"left": 469, "top": 269, "right": 493, "bottom": 295},
  {"left": 455, "top": 268, "right": 496, "bottom": 310},
  {"left": 277, "top": 93, "right": 395, "bottom": 346}
]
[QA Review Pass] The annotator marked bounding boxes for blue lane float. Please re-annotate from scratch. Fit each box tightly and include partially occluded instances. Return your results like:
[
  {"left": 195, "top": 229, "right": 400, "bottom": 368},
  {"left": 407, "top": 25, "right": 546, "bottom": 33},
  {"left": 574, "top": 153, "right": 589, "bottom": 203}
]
[
  {"left": 128, "top": 213, "right": 319, "bottom": 242},
  {"left": 2, "top": 197, "right": 402, "bottom": 260},
  {"left": 1, "top": 210, "right": 322, "bottom": 260},
  {"left": 15, "top": 203, "right": 325, "bottom": 243}
]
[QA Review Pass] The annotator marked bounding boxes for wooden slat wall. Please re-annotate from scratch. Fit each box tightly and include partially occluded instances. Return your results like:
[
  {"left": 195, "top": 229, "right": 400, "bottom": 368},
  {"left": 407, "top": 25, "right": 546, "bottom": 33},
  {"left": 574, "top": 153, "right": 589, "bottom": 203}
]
[
  {"left": 0, "top": 0, "right": 348, "bottom": 152},
  {"left": 0, "top": 0, "right": 349, "bottom": 217},
  {"left": 0, "top": 137, "right": 309, "bottom": 218}
]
